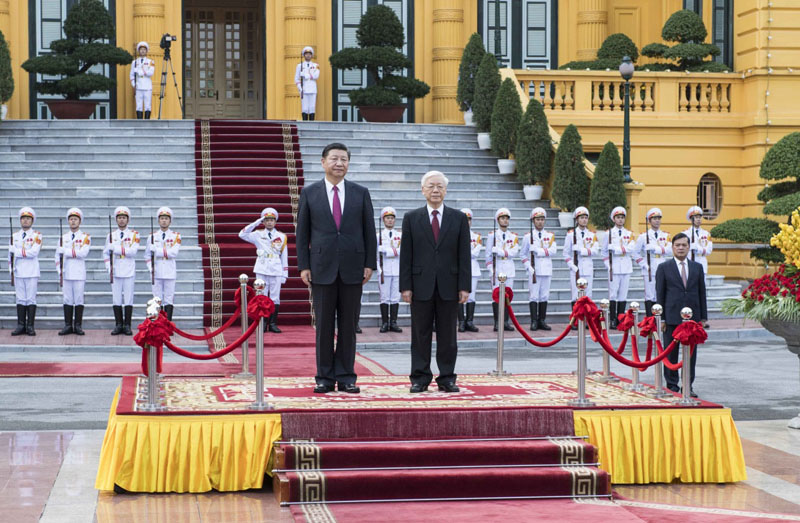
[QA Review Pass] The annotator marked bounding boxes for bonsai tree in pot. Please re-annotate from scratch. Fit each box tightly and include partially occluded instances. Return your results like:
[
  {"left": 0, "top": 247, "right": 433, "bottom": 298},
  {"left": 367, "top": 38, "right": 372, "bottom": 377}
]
[
  {"left": 0, "top": 29, "right": 13, "bottom": 120},
  {"left": 472, "top": 52, "right": 501, "bottom": 149},
  {"left": 21, "top": 0, "right": 133, "bottom": 119},
  {"left": 552, "top": 124, "right": 590, "bottom": 227},
  {"left": 589, "top": 142, "right": 627, "bottom": 231},
  {"left": 456, "top": 32, "right": 485, "bottom": 126},
  {"left": 328, "top": 4, "right": 429, "bottom": 122},
  {"left": 515, "top": 98, "right": 552, "bottom": 200},
  {"left": 490, "top": 78, "right": 522, "bottom": 174},
  {"left": 640, "top": 9, "right": 728, "bottom": 72}
]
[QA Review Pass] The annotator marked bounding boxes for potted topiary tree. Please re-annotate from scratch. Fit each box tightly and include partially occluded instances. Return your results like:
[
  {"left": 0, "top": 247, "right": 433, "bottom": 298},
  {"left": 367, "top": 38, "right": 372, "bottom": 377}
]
[
  {"left": 515, "top": 98, "right": 552, "bottom": 200},
  {"left": 21, "top": 0, "right": 133, "bottom": 119},
  {"left": 473, "top": 53, "right": 500, "bottom": 149},
  {"left": 329, "top": 4, "right": 429, "bottom": 123},
  {"left": 589, "top": 142, "right": 627, "bottom": 232},
  {"left": 0, "top": 29, "right": 14, "bottom": 120},
  {"left": 552, "top": 124, "right": 590, "bottom": 227},
  {"left": 456, "top": 33, "right": 485, "bottom": 126},
  {"left": 560, "top": 32, "right": 639, "bottom": 71},
  {"left": 490, "top": 78, "right": 522, "bottom": 174},
  {"left": 641, "top": 9, "right": 728, "bottom": 72}
]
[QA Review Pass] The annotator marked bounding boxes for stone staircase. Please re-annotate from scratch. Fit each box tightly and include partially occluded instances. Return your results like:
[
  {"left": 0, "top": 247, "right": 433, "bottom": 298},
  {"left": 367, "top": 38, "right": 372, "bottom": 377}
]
[
  {"left": 296, "top": 121, "right": 742, "bottom": 327},
  {"left": 0, "top": 120, "right": 204, "bottom": 329}
]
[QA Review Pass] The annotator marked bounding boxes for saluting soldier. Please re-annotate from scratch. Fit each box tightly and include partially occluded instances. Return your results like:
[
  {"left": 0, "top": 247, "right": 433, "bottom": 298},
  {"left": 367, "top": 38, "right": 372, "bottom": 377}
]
[
  {"left": 601, "top": 206, "right": 636, "bottom": 328},
  {"left": 634, "top": 207, "right": 672, "bottom": 317},
  {"left": 563, "top": 206, "right": 599, "bottom": 329},
  {"left": 376, "top": 207, "right": 402, "bottom": 333},
  {"left": 684, "top": 205, "right": 713, "bottom": 328},
  {"left": 129, "top": 41, "right": 155, "bottom": 119},
  {"left": 145, "top": 207, "right": 181, "bottom": 321},
  {"left": 486, "top": 208, "right": 519, "bottom": 332},
  {"left": 459, "top": 208, "right": 481, "bottom": 333},
  {"left": 9, "top": 207, "right": 42, "bottom": 336},
  {"left": 56, "top": 208, "right": 91, "bottom": 335},
  {"left": 104, "top": 206, "right": 140, "bottom": 336},
  {"left": 520, "top": 207, "right": 557, "bottom": 331},
  {"left": 294, "top": 46, "right": 320, "bottom": 121},
  {"left": 239, "top": 207, "right": 288, "bottom": 333}
]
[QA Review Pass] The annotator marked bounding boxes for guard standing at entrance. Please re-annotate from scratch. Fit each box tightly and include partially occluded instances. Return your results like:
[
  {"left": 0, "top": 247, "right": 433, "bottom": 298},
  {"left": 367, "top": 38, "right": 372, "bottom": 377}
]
[
  {"left": 130, "top": 41, "right": 155, "bottom": 119},
  {"left": 295, "top": 46, "right": 320, "bottom": 121}
]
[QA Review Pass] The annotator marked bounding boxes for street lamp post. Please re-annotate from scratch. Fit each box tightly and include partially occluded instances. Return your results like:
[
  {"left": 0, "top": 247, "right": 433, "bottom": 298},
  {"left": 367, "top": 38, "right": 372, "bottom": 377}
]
[{"left": 619, "top": 56, "right": 635, "bottom": 183}]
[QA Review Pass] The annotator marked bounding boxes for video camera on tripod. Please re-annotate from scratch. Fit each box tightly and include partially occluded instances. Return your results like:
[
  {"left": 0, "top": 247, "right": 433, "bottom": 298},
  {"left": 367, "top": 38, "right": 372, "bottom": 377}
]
[
  {"left": 160, "top": 34, "right": 177, "bottom": 58},
  {"left": 156, "top": 33, "right": 184, "bottom": 119}
]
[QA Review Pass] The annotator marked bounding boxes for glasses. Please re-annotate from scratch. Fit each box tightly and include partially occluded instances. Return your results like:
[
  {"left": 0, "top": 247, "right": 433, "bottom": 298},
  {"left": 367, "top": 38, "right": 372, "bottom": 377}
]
[{"left": 423, "top": 184, "right": 445, "bottom": 191}]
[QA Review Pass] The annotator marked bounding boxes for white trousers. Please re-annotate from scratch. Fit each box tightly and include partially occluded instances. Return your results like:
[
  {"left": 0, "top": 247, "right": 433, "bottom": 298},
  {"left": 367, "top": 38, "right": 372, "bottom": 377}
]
[
  {"left": 467, "top": 276, "right": 479, "bottom": 303},
  {"left": 135, "top": 89, "right": 152, "bottom": 111},
  {"left": 527, "top": 274, "right": 551, "bottom": 303},
  {"left": 112, "top": 276, "right": 135, "bottom": 306},
  {"left": 608, "top": 272, "right": 631, "bottom": 301},
  {"left": 379, "top": 275, "right": 400, "bottom": 304},
  {"left": 569, "top": 272, "right": 593, "bottom": 301},
  {"left": 152, "top": 278, "right": 176, "bottom": 305},
  {"left": 642, "top": 268, "right": 657, "bottom": 301},
  {"left": 15, "top": 277, "right": 38, "bottom": 305},
  {"left": 301, "top": 93, "right": 317, "bottom": 114},
  {"left": 63, "top": 279, "right": 85, "bottom": 305},
  {"left": 257, "top": 273, "right": 282, "bottom": 305}
]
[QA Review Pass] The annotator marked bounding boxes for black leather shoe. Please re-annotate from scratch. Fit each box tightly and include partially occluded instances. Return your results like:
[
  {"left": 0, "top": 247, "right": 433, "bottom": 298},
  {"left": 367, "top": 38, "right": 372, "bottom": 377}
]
[
  {"left": 667, "top": 385, "right": 680, "bottom": 393},
  {"left": 690, "top": 389, "right": 698, "bottom": 398},
  {"left": 338, "top": 383, "right": 360, "bottom": 393},
  {"left": 438, "top": 382, "right": 460, "bottom": 393},
  {"left": 355, "top": 323, "right": 362, "bottom": 334},
  {"left": 313, "top": 384, "right": 335, "bottom": 394},
  {"left": 409, "top": 383, "right": 428, "bottom": 393}
]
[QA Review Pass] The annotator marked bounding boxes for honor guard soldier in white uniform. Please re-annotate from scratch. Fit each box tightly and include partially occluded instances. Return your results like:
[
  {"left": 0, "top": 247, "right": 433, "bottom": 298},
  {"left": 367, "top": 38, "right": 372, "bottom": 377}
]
[
  {"left": 9, "top": 207, "right": 42, "bottom": 336},
  {"left": 601, "top": 206, "right": 637, "bottom": 328},
  {"left": 295, "top": 46, "right": 320, "bottom": 121},
  {"left": 145, "top": 207, "right": 181, "bottom": 321},
  {"left": 634, "top": 207, "right": 672, "bottom": 317},
  {"left": 563, "top": 206, "right": 599, "bottom": 328},
  {"left": 130, "top": 41, "right": 155, "bottom": 119},
  {"left": 459, "top": 208, "right": 481, "bottom": 333},
  {"left": 239, "top": 207, "right": 288, "bottom": 333},
  {"left": 684, "top": 205, "right": 712, "bottom": 327},
  {"left": 56, "top": 208, "right": 91, "bottom": 335},
  {"left": 486, "top": 208, "right": 519, "bottom": 332},
  {"left": 376, "top": 207, "right": 402, "bottom": 333},
  {"left": 104, "top": 206, "right": 140, "bottom": 335},
  {"left": 520, "top": 207, "right": 557, "bottom": 331}
]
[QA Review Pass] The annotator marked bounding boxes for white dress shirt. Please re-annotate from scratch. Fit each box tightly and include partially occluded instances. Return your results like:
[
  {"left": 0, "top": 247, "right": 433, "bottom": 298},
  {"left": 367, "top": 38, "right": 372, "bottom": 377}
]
[
  {"left": 674, "top": 257, "right": 690, "bottom": 284},
  {"left": 426, "top": 204, "right": 444, "bottom": 228},
  {"left": 324, "top": 178, "right": 345, "bottom": 216}
]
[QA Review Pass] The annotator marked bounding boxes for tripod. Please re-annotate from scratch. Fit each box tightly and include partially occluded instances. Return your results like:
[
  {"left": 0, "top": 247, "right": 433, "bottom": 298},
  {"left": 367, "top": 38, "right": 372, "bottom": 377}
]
[{"left": 157, "top": 46, "right": 184, "bottom": 120}]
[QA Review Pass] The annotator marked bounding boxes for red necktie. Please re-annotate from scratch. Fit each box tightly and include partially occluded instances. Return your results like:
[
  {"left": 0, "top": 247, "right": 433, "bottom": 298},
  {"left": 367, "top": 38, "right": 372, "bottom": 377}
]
[
  {"left": 431, "top": 210, "right": 440, "bottom": 243},
  {"left": 332, "top": 185, "right": 342, "bottom": 230},
  {"left": 681, "top": 261, "right": 688, "bottom": 288}
]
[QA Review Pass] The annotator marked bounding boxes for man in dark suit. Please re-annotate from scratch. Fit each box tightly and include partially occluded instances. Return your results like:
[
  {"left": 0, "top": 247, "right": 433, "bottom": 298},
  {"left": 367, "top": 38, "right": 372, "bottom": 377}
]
[
  {"left": 400, "top": 171, "right": 471, "bottom": 393},
  {"left": 655, "top": 232, "right": 707, "bottom": 397},
  {"left": 296, "top": 143, "right": 377, "bottom": 394}
]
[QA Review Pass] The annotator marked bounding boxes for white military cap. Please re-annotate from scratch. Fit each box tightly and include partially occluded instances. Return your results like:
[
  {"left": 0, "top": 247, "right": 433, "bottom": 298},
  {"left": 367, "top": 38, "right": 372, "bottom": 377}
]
[
  {"left": 157, "top": 206, "right": 173, "bottom": 219},
  {"left": 573, "top": 206, "right": 589, "bottom": 219},
  {"left": 66, "top": 207, "right": 83, "bottom": 221},
  {"left": 136, "top": 41, "right": 149, "bottom": 52},
  {"left": 609, "top": 206, "right": 627, "bottom": 220},
  {"left": 460, "top": 208, "right": 473, "bottom": 219},
  {"left": 302, "top": 46, "right": 314, "bottom": 56},
  {"left": 381, "top": 206, "right": 396, "bottom": 218},
  {"left": 115, "top": 206, "right": 131, "bottom": 218},
  {"left": 19, "top": 207, "right": 35, "bottom": 222},
  {"left": 686, "top": 206, "right": 703, "bottom": 220},
  {"left": 261, "top": 207, "right": 279, "bottom": 220},
  {"left": 646, "top": 207, "right": 663, "bottom": 220},
  {"left": 495, "top": 208, "right": 511, "bottom": 220},
  {"left": 531, "top": 207, "right": 547, "bottom": 219}
]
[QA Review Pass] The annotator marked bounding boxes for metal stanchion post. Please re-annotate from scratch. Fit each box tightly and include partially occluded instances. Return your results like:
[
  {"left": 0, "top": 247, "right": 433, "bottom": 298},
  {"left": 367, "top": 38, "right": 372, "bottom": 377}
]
[
  {"left": 568, "top": 278, "right": 595, "bottom": 407},
  {"left": 233, "top": 274, "right": 254, "bottom": 379},
  {"left": 595, "top": 299, "right": 618, "bottom": 383},
  {"left": 624, "top": 302, "right": 646, "bottom": 392},
  {"left": 675, "top": 307, "right": 700, "bottom": 406},
  {"left": 250, "top": 279, "right": 272, "bottom": 411},
  {"left": 489, "top": 273, "right": 510, "bottom": 377},
  {"left": 140, "top": 298, "right": 166, "bottom": 412},
  {"left": 646, "top": 304, "right": 672, "bottom": 398}
]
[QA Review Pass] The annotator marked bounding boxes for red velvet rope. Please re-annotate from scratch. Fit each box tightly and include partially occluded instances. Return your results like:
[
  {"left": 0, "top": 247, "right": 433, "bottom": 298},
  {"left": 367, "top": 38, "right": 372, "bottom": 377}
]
[
  {"left": 587, "top": 320, "right": 681, "bottom": 370},
  {"left": 630, "top": 330, "right": 641, "bottom": 363},
  {"left": 170, "top": 286, "right": 253, "bottom": 340},
  {"left": 164, "top": 319, "right": 259, "bottom": 360},
  {"left": 506, "top": 304, "right": 574, "bottom": 347}
]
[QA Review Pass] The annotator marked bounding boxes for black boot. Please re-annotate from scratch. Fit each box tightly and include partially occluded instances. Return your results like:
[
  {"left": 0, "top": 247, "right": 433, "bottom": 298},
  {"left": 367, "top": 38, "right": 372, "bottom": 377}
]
[
  {"left": 529, "top": 302, "right": 539, "bottom": 331},
  {"left": 59, "top": 305, "right": 74, "bottom": 335},
  {"left": 11, "top": 304, "right": 26, "bottom": 336},
  {"left": 492, "top": 302, "right": 499, "bottom": 332},
  {"left": 309, "top": 113, "right": 315, "bottom": 121},
  {"left": 111, "top": 305, "right": 124, "bottom": 335},
  {"left": 269, "top": 304, "right": 282, "bottom": 333},
  {"left": 503, "top": 309, "right": 514, "bottom": 331},
  {"left": 389, "top": 303, "right": 402, "bottom": 333},
  {"left": 465, "top": 302, "right": 479, "bottom": 332},
  {"left": 644, "top": 300, "right": 653, "bottom": 317},
  {"left": 609, "top": 300, "right": 618, "bottom": 329},
  {"left": 144, "top": 110, "right": 151, "bottom": 120},
  {"left": 73, "top": 305, "right": 85, "bottom": 335},
  {"left": 458, "top": 304, "right": 466, "bottom": 332},
  {"left": 164, "top": 304, "right": 174, "bottom": 321},
  {"left": 571, "top": 301, "right": 578, "bottom": 331},
  {"left": 302, "top": 113, "right": 308, "bottom": 121},
  {"left": 136, "top": 111, "right": 143, "bottom": 120},
  {"left": 618, "top": 301, "right": 627, "bottom": 326},
  {"left": 379, "top": 303, "right": 389, "bottom": 333},
  {"left": 538, "top": 302, "right": 551, "bottom": 330},
  {"left": 123, "top": 305, "right": 133, "bottom": 335},
  {"left": 26, "top": 304, "right": 36, "bottom": 336}
]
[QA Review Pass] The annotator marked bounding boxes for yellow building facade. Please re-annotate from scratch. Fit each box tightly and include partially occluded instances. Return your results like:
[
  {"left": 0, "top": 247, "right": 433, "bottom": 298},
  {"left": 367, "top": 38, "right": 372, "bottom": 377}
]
[{"left": 2, "top": 0, "right": 800, "bottom": 278}]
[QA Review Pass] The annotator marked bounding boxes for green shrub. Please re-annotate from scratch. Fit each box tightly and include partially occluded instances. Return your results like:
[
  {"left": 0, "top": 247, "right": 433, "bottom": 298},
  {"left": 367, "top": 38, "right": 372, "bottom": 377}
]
[
  {"left": 473, "top": 53, "right": 501, "bottom": 132},
  {"left": 588, "top": 142, "right": 627, "bottom": 230},
  {"left": 597, "top": 33, "right": 639, "bottom": 61},
  {"left": 641, "top": 10, "right": 723, "bottom": 71},
  {"left": 490, "top": 78, "right": 522, "bottom": 158},
  {"left": 558, "top": 58, "right": 626, "bottom": 71},
  {"left": 552, "top": 124, "right": 590, "bottom": 212},
  {"left": 329, "top": 4, "right": 429, "bottom": 107},
  {"left": 21, "top": 0, "right": 132, "bottom": 100},
  {"left": 515, "top": 98, "right": 552, "bottom": 186},
  {"left": 456, "top": 33, "right": 485, "bottom": 112},
  {"left": 662, "top": 9, "right": 707, "bottom": 43},
  {"left": 0, "top": 30, "right": 13, "bottom": 104}
]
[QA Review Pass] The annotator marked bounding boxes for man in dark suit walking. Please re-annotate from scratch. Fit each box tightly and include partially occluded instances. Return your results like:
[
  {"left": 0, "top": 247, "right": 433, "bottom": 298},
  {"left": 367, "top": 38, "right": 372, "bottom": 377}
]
[
  {"left": 400, "top": 171, "right": 471, "bottom": 393},
  {"left": 296, "top": 143, "right": 377, "bottom": 394},
  {"left": 656, "top": 232, "right": 707, "bottom": 397}
]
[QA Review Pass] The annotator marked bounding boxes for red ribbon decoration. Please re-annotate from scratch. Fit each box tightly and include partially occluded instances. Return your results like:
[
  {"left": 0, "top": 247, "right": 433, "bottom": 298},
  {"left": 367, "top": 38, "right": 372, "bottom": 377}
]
[
  {"left": 247, "top": 293, "right": 276, "bottom": 320},
  {"left": 637, "top": 315, "right": 658, "bottom": 338},
  {"left": 673, "top": 320, "right": 708, "bottom": 346},
  {"left": 491, "top": 286, "right": 514, "bottom": 304},
  {"left": 570, "top": 296, "right": 603, "bottom": 334},
  {"left": 616, "top": 309, "right": 634, "bottom": 332},
  {"left": 134, "top": 313, "right": 175, "bottom": 375}
]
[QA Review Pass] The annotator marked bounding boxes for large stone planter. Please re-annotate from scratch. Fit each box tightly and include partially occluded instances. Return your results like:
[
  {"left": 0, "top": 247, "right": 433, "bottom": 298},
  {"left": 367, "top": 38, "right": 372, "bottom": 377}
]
[
  {"left": 46, "top": 100, "right": 98, "bottom": 119},
  {"left": 761, "top": 319, "right": 800, "bottom": 429},
  {"left": 357, "top": 105, "right": 405, "bottom": 123}
]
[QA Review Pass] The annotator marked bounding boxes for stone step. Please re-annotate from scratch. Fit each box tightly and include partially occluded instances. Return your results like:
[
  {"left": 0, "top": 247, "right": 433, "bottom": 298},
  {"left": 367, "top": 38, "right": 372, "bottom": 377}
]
[
  {"left": 294, "top": 121, "right": 477, "bottom": 134},
  {"left": 8, "top": 152, "right": 196, "bottom": 161}
]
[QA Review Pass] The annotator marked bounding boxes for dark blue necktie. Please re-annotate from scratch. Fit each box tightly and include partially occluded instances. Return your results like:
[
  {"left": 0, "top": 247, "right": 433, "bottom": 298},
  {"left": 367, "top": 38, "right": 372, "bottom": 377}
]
[
  {"left": 162, "top": 232, "right": 165, "bottom": 240},
  {"left": 538, "top": 231, "right": 541, "bottom": 239},
  {"left": 389, "top": 231, "right": 392, "bottom": 238},
  {"left": 22, "top": 232, "right": 26, "bottom": 239},
  {"left": 268, "top": 232, "right": 272, "bottom": 239},
  {"left": 71, "top": 233, "right": 75, "bottom": 240},
  {"left": 120, "top": 231, "right": 124, "bottom": 239}
]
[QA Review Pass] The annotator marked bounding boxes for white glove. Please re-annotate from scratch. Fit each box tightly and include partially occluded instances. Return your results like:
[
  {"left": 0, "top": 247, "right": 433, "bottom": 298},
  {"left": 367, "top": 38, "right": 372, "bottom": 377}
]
[
  {"left": 580, "top": 248, "right": 590, "bottom": 257},
  {"left": 491, "top": 246, "right": 504, "bottom": 255},
  {"left": 640, "top": 262, "right": 650, "bottom": 272},
  {"left": 526, "top": 266, "right": 535, "bottom": 276},
  {"left": 281, "top": 277, "right": 287, "bottom": 285},
  {"left": 105, "top": 260, "right": 111, "bottom": 274},
  {"left": 256, "top": 249, "right": 265, "bottom": 257},
  {"left": 567, "top": 262, "right": 578, "bottom": 273},
  {"left": 644, "top": 243, "right": 657, "bottom": 252},
  {"left": 604, "top": 260, "right": 610, "bottom": 270}
]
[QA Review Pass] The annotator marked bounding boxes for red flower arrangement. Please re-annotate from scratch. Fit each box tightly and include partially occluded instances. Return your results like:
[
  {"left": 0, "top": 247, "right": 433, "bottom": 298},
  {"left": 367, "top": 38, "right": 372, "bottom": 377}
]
[{"left": 724, "top": 264, "right": 800, "bottom": 321}]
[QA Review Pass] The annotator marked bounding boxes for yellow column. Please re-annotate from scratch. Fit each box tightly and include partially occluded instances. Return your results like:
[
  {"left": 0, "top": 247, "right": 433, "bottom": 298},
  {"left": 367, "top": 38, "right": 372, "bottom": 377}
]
[
  {"left": 576, "top": 0, "right": 608, "bottom": 61},
  {"left": 283, "top": 1, "right": 317, "bottom": 120},
  {"left": 431, "top": 1, "right": 464, "bottom": 124},
  {"left": 0, "top": 1, "right": 8, "bottom": 41},
  {"left": 2, "top": 0, "right": 28, "bottom": 119},
  {"left": 131, "top": 0, "right": 165, "bottom": 118}
]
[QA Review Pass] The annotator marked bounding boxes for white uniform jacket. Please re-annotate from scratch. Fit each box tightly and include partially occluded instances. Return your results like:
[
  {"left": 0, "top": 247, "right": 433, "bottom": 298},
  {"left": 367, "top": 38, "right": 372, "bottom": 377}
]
[
  {"left": 294, "top": 61, "right": 320, "bottom": 94},
  {"left": 377, "top": 228, "right": 401, "bottom": 277},
  {"left": 634, "top": 229, "right": 672, "bottom": 269},
  {"left": 9, "top": 229, "right": 42, "bottom": 278},
  {"left": 56, "top": 230, "right": 91, "bottom": 280},
  {"left": 469, "top": 230, "right": 483, "bottom": 277},
  {"left": 683, "top": 226, "right": 713, "bottom": 261},
  {"left": 145, "top": 229, "right": 181, "bottom": 279},
  {"left": 239, "top": 222, "right": 289, "bottom": 280},
  {"left": 103, "top": 228, "right": 140, "bottom": 278},
  {"left": 520, "top": 229, "right": 557, "bottom": 277},
  {"left": 601, "top": 227, "right": 636, "bottom": 275},
  {"left": 486, "top": 230, "right": 520, "bottom": 279},
  {"left": 130, "top": 58, "right": 155, "bottom": 90},
  {"left": 562, "top": 227, "right": 599, "bottom": 276}
]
